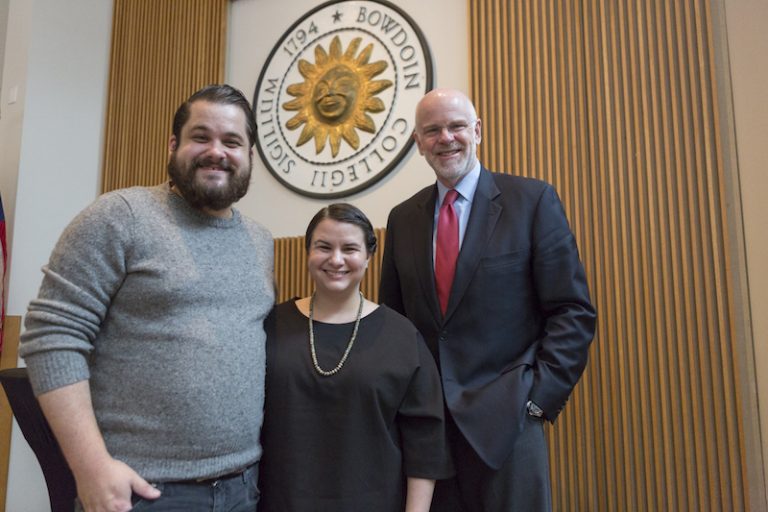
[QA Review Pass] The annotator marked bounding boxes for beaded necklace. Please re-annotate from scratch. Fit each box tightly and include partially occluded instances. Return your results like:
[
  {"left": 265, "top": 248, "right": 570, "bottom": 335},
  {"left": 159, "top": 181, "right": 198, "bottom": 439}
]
[{"left": 308, "top": 291, "right": 364, "bottom": 376}]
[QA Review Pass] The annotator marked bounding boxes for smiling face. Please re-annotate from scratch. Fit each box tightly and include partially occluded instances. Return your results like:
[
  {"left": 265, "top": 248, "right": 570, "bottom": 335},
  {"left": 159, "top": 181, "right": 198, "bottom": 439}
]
[
  {"left": 307, "top": 218, "right": 371, "bottom": 296},
  {"left": 167, "top": 100, "right": 253, "bottom": 217},
  {"left": 313, "top": 65, "right": 361, "bottom": 124},
  {"left": 413, "top": 89, "right": 482, "bottom": 188}
]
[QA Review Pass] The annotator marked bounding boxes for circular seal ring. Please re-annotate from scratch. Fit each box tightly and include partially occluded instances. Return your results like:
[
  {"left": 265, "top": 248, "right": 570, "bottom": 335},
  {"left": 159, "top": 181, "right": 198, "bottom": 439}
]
[{"left": 253, "top": 0, "right": 433, "bottom": 198}]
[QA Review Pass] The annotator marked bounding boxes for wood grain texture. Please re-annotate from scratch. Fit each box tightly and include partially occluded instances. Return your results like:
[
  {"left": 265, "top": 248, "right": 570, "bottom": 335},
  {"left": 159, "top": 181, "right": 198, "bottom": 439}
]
[
  {"left": 102, "top": 0, "right": 227, "bottom": 192},
  {"left": 468, "top": 0, "right": 749, "bottom": 509},
  {"left": 0, "top": 316, "right": 21, "bottom": 512}
]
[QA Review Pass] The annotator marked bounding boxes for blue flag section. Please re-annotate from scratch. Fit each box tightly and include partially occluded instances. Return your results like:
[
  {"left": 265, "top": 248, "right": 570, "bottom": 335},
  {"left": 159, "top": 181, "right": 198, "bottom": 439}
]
[{"left": 0, "top": 193, "right": 6, "bottom": 353}]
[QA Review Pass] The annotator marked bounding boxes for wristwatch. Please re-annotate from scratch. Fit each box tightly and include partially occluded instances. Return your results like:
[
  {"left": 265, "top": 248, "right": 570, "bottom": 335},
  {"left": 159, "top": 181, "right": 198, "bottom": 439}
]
[{"left": 526, "top": 400, "right": 544, "bottom": 418}]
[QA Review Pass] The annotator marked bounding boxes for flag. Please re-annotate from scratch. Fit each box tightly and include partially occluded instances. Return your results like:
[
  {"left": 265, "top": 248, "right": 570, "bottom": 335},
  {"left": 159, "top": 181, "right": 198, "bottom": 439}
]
[{"left": 0, "top": 193, "right": 6, "bottom": 353}]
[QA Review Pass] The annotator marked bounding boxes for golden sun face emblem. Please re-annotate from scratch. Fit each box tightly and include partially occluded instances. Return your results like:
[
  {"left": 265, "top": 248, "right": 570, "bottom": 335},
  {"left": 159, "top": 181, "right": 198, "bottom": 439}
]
[{"left": 283, "top": 36, "right": 393, "bottom": 157}]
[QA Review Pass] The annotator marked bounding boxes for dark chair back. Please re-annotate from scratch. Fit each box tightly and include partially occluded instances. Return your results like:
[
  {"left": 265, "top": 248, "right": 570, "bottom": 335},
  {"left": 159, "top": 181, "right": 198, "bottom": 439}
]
[{"left": 0, "top": 368, "right": 76, "bottom": 512}]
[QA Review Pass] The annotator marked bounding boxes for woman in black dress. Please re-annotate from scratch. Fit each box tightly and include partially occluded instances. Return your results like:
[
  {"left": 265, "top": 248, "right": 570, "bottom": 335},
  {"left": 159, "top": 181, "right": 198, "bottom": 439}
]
[{"left": 259, "top": 204, "right": 452, "bottom": 512}]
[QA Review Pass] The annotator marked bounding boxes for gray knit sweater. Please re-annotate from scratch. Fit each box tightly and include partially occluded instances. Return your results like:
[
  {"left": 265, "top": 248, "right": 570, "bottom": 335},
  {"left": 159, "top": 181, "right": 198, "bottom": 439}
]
[{"left": 20, "top": 184, "right": 275, "bottom": 481}]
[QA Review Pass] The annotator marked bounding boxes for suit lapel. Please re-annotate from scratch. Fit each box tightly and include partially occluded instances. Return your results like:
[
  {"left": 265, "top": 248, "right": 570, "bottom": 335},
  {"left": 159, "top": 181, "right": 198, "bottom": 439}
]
[
  {"left": 443, "top": 168, "right": 501, "bottom": 321},
  {"left": 411, "top": 186, "right": 443, "bottom": 323}
]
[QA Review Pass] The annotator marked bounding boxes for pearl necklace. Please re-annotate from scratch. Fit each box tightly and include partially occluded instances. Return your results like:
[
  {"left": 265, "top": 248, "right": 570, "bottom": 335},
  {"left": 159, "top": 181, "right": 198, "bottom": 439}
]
[{"left": 308, "top": 291, "right": 364, "bottom": 377}]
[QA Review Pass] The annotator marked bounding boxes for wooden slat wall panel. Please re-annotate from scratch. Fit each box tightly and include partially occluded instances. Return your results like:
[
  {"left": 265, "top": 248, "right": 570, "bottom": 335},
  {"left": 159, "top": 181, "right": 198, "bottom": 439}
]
[
  {"left": 0, "top": 316, "right": 21, "bottom": 512},
  {"left": 274, "top": 228, "right": 387, "bottom": 303},
  {"left": 102, "top": 0, "right": 227, "bottom": 192},
  {"left": 469, "top": 0, "right": 747, "bottom": 510}
]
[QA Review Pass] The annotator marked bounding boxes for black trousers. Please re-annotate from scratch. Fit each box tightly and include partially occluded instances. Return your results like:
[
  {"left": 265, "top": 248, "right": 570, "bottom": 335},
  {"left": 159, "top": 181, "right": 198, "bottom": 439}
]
[{"left": 430, "top": 414, "right": 552, "bottom": 512}]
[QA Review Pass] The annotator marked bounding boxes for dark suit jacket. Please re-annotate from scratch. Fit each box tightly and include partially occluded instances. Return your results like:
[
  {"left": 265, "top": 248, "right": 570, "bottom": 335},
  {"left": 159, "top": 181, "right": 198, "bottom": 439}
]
[{"left": 379, "top": 167, "right": 596, "bottom": 470}]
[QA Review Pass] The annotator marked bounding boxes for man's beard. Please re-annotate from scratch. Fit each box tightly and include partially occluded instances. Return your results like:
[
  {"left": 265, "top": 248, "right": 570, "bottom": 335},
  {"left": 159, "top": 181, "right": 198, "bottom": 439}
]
[{"left": 167, "top": 153, "right": 252, "bottom": 212}]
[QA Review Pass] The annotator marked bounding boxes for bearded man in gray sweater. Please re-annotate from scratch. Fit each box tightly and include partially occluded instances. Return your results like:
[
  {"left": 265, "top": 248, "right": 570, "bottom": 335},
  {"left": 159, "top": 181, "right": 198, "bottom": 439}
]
[{"left": 19, "top": 84, "right": 275, "bottom": 512}]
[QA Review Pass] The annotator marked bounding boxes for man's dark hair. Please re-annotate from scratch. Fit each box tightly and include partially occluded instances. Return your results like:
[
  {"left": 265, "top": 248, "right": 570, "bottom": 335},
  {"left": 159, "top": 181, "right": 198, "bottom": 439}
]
[
  {"left": 305, "top": 203, "right": 378, "bottom": 255},
  {"left": 172, "top": 84, "right": 256, "bottom": 147}
]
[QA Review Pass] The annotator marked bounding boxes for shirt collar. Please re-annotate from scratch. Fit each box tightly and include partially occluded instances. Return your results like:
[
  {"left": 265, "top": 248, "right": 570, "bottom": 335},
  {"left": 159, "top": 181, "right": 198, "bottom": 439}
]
[{"left": 436, "top": 160, "right": 482, "bottom": 205}]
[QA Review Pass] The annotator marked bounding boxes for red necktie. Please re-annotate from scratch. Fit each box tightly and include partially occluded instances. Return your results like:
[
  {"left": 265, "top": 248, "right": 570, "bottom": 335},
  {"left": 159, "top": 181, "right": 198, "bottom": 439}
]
[{"left": 435, "top": 189, "right": 459, "bottom": 315}]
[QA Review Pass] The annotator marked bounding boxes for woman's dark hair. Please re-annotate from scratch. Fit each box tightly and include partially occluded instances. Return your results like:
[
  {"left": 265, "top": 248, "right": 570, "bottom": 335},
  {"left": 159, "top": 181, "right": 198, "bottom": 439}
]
[{"left": 305, "top": 203, "right": 377, "bottom": 255}]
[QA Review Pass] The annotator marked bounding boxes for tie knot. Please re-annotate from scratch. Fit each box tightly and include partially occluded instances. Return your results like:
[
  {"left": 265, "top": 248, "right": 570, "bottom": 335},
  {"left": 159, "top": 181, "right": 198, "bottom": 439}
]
[{"left": 443, "top": 189, "right": 459, "bottom": 206}]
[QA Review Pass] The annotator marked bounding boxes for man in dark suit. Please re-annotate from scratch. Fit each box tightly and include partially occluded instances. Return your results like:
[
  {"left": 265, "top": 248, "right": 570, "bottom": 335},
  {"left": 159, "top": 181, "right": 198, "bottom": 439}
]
[{"left": 379, "top": 89, "right": 596, "bottom": 511}]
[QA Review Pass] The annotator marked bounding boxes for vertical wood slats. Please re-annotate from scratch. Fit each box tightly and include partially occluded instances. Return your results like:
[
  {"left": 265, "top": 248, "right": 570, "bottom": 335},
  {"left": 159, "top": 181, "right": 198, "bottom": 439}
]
[
  {"left": 102, "top": 0, "right": 227, "bottom": 193},
  {"left": 0, "top": 316, "right": 21, "bottom": 512},
  {"left": 469, "top": 0, "right": 747, "bottom": 510},
  {"left": 274, "top": 229, "right": 387, "bottom": 303}
]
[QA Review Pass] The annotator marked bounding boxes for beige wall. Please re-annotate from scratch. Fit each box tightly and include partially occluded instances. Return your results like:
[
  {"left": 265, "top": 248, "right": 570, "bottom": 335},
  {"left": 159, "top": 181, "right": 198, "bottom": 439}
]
[
  {"left": 2, "top": 0, "right": 113, "bottom": 509},
  {"left": 227, "top": 0, "right": 469, "bottom": 237},
  {"left": 724, "top": 0, "right": 768, "bottom": 499}
]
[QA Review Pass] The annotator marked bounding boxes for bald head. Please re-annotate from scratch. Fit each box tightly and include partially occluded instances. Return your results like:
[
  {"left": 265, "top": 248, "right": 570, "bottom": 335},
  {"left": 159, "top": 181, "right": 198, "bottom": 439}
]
[
  {"left": 415, "top": 88, "right": 478, "bottom": 126},
  {"left": 413, "top": 88, "right": 482, "bottom": 188}
]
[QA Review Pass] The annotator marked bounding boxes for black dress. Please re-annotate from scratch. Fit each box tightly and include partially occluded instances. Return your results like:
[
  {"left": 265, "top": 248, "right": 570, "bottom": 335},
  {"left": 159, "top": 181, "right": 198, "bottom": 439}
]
[{"left": 258, "top": 301, "right": 452, "bottom": 512}]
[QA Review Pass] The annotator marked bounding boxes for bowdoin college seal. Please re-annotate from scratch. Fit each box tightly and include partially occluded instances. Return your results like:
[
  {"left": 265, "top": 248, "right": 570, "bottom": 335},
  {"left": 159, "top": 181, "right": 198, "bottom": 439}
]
[{"left": 254, "top": 0, "right": 433, "bottom": 198}]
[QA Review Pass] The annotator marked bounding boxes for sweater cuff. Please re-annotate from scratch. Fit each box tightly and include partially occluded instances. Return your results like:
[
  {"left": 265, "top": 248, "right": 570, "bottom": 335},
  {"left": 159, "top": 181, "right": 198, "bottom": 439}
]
[{"left": 23, "top": 349, "right": 91, "bottom": 396}]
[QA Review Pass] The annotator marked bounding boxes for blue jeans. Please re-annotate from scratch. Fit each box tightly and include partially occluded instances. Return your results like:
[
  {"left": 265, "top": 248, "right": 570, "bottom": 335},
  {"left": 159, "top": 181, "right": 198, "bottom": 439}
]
[{"left": 75, "top": 464, "right": 260, "bottom": 512}]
